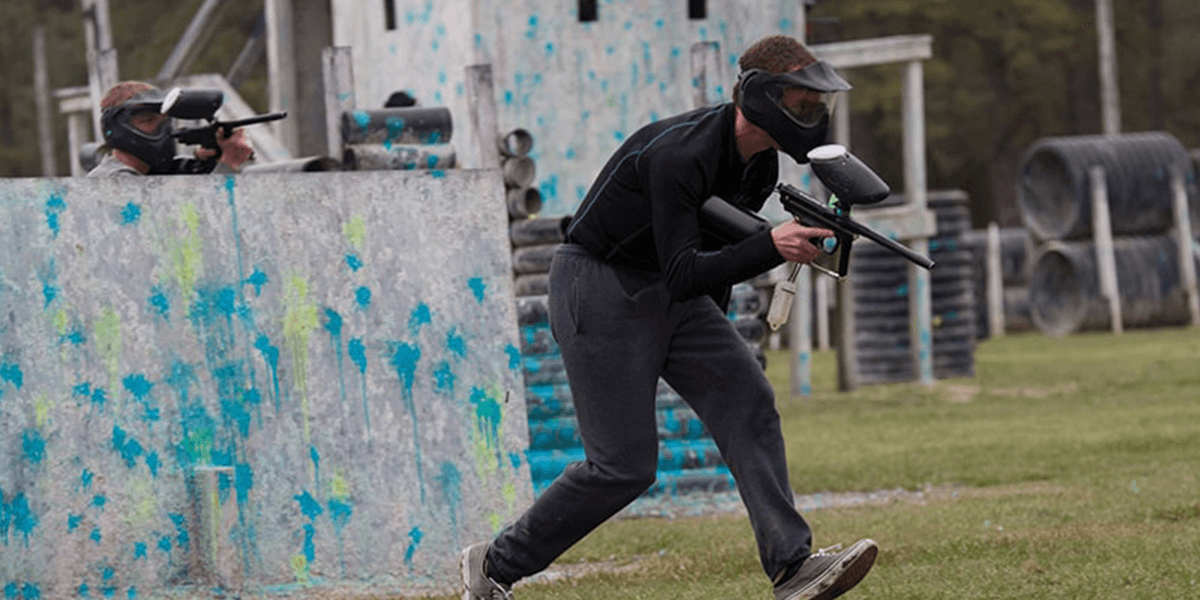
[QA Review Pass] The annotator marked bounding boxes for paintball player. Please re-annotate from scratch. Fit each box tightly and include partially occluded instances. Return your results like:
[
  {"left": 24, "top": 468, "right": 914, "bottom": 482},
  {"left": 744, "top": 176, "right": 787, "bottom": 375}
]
[
  {"left": 461, "top": 34, "right": 877, "bottom": 600},
  {"left": 87, "top": 81, "right": 255, "bottom": 177}
]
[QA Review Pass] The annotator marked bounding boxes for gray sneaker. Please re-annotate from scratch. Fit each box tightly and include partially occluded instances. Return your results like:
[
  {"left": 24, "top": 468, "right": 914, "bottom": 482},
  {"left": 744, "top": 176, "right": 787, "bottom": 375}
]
[
  {"left": 773, "top": 539, "right": 878, "bottom": 600},
  {"left": 460, "top": 541, "right": 513, "bottom": 600}
]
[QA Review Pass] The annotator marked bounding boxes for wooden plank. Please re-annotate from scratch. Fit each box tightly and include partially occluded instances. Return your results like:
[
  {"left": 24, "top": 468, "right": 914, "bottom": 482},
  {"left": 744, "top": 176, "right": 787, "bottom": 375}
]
[
  {"left": 812, "top": 35, "right": 933, "bottom": 70},
  {"left": 986, "top": 222, "right": 1006, "bottom": 337},
  {"left": 903, "top": 59, "right": 934, "bottom": 384}
]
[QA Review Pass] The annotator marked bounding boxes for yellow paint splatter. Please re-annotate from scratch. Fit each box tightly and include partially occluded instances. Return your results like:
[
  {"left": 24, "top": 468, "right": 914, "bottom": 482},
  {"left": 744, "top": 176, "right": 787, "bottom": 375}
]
[
  {"left": 330, "top": 469, "right": 351, "bottom": 500},
  {"left": 290, "top": 554, "right": 310, "bottom": 584},
  {"left": 34, "top": 394, "right": 52, "bottom": 429},
  {"left": 171, "top": 203, "right": 204, "bottom": 314},
  {"left": 54, "top": 309, "right": 68, "bottom": 335},
  {"left": 343, "top": 214, "right": 367, "bottom": 252},
  {"left": 123, "top": 475, "right": 157, "bottom": 526},
  {"left": 488, "top": 512, "right": 505, "bottom": 533}
]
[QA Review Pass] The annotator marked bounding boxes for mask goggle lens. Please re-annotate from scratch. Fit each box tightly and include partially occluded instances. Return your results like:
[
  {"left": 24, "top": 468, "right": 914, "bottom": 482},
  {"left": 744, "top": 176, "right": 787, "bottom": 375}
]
[{"left": 781, "top": 89, "right": 836, "bottom": 128}]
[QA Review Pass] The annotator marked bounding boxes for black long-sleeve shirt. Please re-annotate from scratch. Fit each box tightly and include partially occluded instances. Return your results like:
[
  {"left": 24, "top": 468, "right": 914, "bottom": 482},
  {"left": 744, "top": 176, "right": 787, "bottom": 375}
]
[{"left": 566, "top": 103, "right": 785, "bottom": 302}]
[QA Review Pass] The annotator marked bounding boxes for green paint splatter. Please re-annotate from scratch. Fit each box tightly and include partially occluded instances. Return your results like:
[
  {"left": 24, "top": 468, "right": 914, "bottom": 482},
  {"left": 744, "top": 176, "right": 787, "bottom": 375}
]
[
  {"left": 34, "top": 394, "right": 52, "bottom": 429},
  {"left": 54, "top": 309, "right": 68, "bottom": 336},
  {"left": 94, "top": 306, "right": 122, "bottom": 392},
  {"left": 171, "top": 203, "right": 204, "bottom": 314},
  {"left": 284, "top": 275, "right": 319, "bottom": 455},
  {"left": 290, "top": 554, "right": 310, "bottom": 584},
  {"left": 343, "top": 214, "right": 366, "bottom": 252}
]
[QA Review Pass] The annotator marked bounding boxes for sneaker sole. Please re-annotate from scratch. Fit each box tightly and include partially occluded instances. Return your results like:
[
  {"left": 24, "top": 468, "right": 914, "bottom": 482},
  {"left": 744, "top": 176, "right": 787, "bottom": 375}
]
[{"left": 810, "top": 539, "right": 878, "bottom": 600}]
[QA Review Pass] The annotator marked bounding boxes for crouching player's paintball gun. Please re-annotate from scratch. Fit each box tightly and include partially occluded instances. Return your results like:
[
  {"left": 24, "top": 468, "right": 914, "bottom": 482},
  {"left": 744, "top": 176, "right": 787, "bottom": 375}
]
[
  {"left": 161, "top": 87, "right": 287, "bottom": 174},
  {"left": 699, "top": 144, "right": 935, "bottom": 329}
]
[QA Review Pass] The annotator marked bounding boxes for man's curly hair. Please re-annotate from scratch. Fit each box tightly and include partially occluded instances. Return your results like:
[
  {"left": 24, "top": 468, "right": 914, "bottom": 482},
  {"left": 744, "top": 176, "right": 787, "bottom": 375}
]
[
  {"left": 100, "top": 81, "right": 160, "bottom": 110},
  {"left": 733, "top": 35, "right": 817, "bottom": 105}
]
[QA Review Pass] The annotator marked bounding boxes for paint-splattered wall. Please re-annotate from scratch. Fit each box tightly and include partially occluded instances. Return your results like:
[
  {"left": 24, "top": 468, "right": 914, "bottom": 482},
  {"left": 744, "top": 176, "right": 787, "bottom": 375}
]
[
  {"left": 332, "top": 0, "right": 803, "bottom": 216},
  {"left": 0, "top": 170, "right": 531, "bottom": 598}
]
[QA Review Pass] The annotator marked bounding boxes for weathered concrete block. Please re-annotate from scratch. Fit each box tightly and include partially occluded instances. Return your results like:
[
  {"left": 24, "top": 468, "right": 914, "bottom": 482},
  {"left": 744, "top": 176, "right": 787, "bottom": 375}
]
[{"left": 0, "top": 169, "right": 531, "bottom": 598}]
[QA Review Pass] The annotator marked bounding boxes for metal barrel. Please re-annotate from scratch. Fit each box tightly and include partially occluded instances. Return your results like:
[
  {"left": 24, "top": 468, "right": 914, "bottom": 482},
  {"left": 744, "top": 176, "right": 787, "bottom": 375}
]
[
  {"left": 510, "top": 215, "right": 571, "bottom": 247},
  {"left": 498, "top": 128, "right": 534, "bottom": 157},
  {"left": 1028, "top": 235, "right": 1198, "bottom": 337},
  {"left": 342, "top": 144, "right": 456, "bottom": 171},
  {"left": 341, "top": 107, "right": 453, "bottom": 146},
  {"left": 507, "top": 186, "right": 543, "bottom": 219},
  {"left": 502, "top": 155, "right": 537, "bottom": 189},
  {"left": 1017, "top": 132, "right": 1198, "bottom": 241}
]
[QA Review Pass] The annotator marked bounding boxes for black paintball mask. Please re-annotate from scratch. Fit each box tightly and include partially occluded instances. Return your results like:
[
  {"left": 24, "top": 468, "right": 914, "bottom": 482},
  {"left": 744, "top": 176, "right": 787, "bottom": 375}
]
[
  {"left": 736, "top": 60, "right": 852, "bottom": 163},
  {"left": 101, "top": 88, "right": 177, "bottom": 174}
]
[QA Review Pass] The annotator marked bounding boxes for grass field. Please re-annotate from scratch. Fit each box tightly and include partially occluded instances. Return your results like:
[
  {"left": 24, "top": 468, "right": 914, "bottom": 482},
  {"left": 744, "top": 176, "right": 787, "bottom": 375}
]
[{"left": 429, "top": 328, "right": 1200, "bottom": 600}]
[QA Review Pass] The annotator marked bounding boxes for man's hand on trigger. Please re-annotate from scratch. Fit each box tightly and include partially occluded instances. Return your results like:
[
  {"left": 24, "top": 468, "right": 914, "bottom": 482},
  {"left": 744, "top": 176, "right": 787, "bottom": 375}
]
[
  {"left": 771, "top": 220, "right": 835, "bottom": 264},
  {"left": 195, "top": 128, "right": 255, "bottom": 170}
]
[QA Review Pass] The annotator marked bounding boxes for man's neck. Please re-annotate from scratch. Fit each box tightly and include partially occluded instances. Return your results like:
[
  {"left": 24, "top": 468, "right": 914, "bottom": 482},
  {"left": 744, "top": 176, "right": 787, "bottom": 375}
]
[{"left": 733, "top": 106, "right": 775, "bottom": 162}]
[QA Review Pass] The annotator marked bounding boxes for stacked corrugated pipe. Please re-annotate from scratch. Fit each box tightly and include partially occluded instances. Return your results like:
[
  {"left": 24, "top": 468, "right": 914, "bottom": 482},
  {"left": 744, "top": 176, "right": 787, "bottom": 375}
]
[
  {"left": 339, "top": 107, "right": 457, "bottom": 171},
  {"left": 510, "top": 129, "right": 735, "bottom": 499},
  {"left": 847, "top": 191, "right": 978, "bottom": 383},
  {"left": 1017, "top": 132, "right": 1200, "bottom": 336},
  {"left": 961, "top": 227, "right": 1035, "bottom": 339}
]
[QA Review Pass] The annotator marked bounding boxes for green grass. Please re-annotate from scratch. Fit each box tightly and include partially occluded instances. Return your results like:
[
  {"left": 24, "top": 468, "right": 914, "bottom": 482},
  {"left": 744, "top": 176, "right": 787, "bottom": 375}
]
[{"left": 424, "top": 328, "right": 1200, "bottom": 599}]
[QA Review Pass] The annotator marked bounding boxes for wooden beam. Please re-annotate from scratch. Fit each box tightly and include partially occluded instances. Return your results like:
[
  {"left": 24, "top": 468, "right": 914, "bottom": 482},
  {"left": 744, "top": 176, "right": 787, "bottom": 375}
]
[
  {"left": 157, "top": 0, "right": 227, "bottom": 82},
  {"left": 34, "top": 25, "right": 58, "bottom": 177},
  {"left": 811, "top": 35, "right": 933, "bottom": 70}
]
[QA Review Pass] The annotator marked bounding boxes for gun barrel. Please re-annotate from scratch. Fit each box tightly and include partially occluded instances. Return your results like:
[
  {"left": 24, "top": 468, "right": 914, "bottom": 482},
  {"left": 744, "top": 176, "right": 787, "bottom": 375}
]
[{"left": 221, "top": 111, "right": 288, "bottom": 130}]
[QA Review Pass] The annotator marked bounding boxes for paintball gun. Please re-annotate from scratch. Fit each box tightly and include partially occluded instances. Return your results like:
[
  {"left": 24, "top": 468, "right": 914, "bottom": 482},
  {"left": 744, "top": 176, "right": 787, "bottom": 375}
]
[
  {"left": 161, "top": 88, "right": 287, "bottom": 174},
  {"left": 699, "top": 144, "right": 935, "bottom": 329}
]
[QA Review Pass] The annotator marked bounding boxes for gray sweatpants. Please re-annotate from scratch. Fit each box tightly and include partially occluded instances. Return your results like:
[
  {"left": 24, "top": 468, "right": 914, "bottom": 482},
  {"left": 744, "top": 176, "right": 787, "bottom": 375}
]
[{"left": 489, "top": 244, "right": 811, "bottom": 584}]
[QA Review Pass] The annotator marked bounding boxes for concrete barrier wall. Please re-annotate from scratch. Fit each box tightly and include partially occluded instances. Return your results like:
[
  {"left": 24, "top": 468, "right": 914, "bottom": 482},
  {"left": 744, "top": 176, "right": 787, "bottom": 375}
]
[{"left": 0, "top": 170, "right": 532, "bottom": 598}]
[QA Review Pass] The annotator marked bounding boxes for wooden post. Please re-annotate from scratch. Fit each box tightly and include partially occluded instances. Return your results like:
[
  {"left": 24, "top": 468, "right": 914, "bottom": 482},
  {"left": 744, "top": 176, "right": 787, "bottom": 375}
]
[
  {"left": 790, "top": 267, "right": 814, "bottom": 396},
  {"left": 1089, "top": 166, "right": 1122, "bottom": 333},
  {"left": 1171, "top": 168, "right": 1200, "bottom": 326},
  {"left": 465, "top": 64, "right": 502, "bottom": 170},
  {"left": 34, "top": 25, "right": 58, "bottom": 177},
  {"left": 265, "top": 0, "right": 299, "bottom": 155},
  {"left": 67, "top": 112, "right": 88, "bottom": 177},
  {"left": 986, "top": 222, "right": 1006, "bottom": 337},
  {"left": 1096, "top": 0, "right": 1121, "bottom": 136},
  {"left": 903, "top": 59, "right": 934, "bottom": 384},
  {"left": 322, "top": 47, "right": 355, "bottom": 159}
]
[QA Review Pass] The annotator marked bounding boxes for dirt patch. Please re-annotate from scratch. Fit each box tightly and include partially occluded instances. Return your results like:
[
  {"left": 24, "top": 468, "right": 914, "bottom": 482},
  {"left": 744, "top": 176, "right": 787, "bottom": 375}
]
[{"left": 939, "top": 382, "right": 1079, "bottom": 403}]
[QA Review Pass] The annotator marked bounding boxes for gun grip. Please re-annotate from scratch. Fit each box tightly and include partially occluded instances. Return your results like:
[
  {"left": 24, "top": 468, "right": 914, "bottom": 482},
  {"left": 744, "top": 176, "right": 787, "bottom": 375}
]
[{"left": 836, "top": 234, "right": 854, "bottom": 277}]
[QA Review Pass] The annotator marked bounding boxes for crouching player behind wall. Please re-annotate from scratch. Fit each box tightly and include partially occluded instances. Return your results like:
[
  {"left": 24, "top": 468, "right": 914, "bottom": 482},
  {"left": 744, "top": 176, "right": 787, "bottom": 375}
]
[
  {"left": 460, "top": 34, "right": 878, "bottom": 600},
  {"left": 88, "top": 81, "right": 255, "bottom": 177}
]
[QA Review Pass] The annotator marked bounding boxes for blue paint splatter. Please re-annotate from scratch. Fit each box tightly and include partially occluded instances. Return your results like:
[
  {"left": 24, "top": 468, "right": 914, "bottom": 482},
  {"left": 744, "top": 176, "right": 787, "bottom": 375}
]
[
  {"left": 91, "top": 387, "right": 107, "bottom": 409},
  {"left": 468, "top": 277, "right": 486, "bottom": 303},
  {"left": 68, "top": 514, "right": 83, "bottom": 531},
  {"left": 389, "top": 341, "right": 425, "bottom": 501},
  {"left": 45, "top": 192, "right": 66, "bottom": 237},
  {"left": 310, "top": 445, "right": 321, "bottom": 484},
  {"left": 345, "top": 254, "right": 362, "bottom": 272},
  {"left": 436, "top": 462, "right": 463, "bottom": 544},
  {"left": 146, "top": 287, "right": 170, "bottom": 320},
  {"left": 20, "top": 583, "right": 39, "bottom": 600},
  {"left": 471, "top": 387, "right": 504, "bottom": 467},
  {"left": 92, "top": 495, "right": 106, "bottom": 510},
  {"left": 120, "top": 202, "right": 142, "bottom": 225},
  {"left": 408, "top": 304, "right": 431, "bottom": 335},
  {"left": 123, "top": 374, "right": 153, "bottom": 400},
  {"left": 433, "top": 362, "right": 455, "bottom": 396},
  {"left": 22, "top": 430, "right": 45, "bottom": 465},
  {"left": 78, "top": 582, "right": 89, "bottom": 597},
  {"left": 446, "top": 328, "right": 466, "bottom": 358},
  {"left": 348, "top": 337, "right": 371, "bottom": 441},
  {"left": 168, "top": 513, "right": 189, "bottom": 551},
  {"left": 245, "top": 267, "right": 269, "bottom": 296},
  {"left": 355, "top": 286, "right": 371, "bottom": 310},
  {"left": 353, "top": 111, "right": 371, "bottom": 138},
  {"left": 324, "top": 308, "right": 348, "bottom": 405},
  {"left": 0, "top": 362, "right": 23, "bottom": 390},
  {"left": 135, "top": 542, "right": 147, "bottom": 559},
  {"left": 254, "top": 335, "right": 282, "bottom": 410},
  {"left": 111, "top": 426, "right": 143, "bottom": 468},
  {"left": 90, "top": 527, "right": 101, "bottom": 544},
  {"left": 404, "top": 526, "right": 423, "bottom": 568},
  {"left": 81, "top": 469, "right": 94, "bottom": 489},
  {"left": 295, "top": 490, "right": 323, "bottom": 519},
  {"left": 157, "top": 536, "right": 171, "bottom": 553},
  {"left": 506, "top": 344, "right": 521, "bottom": 370}
]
